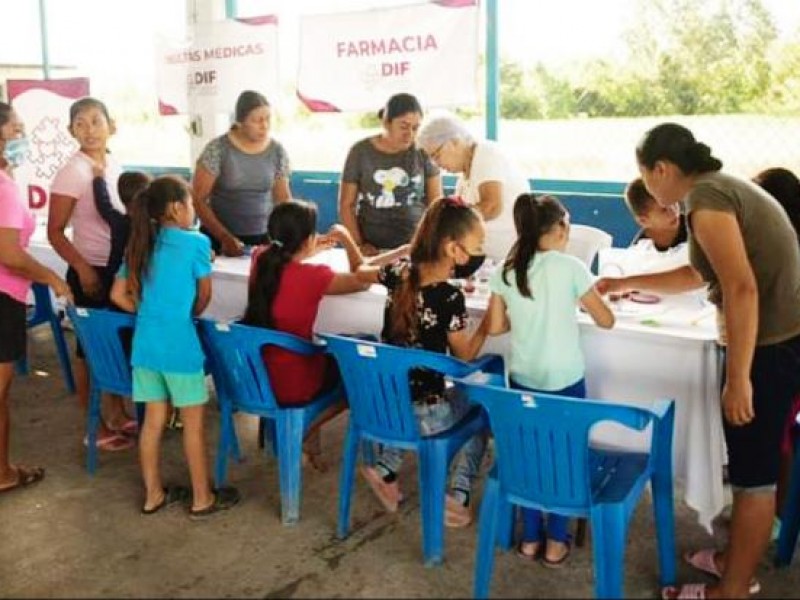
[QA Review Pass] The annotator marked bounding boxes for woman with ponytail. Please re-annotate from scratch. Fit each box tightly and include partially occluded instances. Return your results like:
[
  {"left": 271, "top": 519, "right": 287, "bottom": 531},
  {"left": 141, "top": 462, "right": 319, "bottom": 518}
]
[
  {"left": 356, "top": 196, "right": 491, "bottom": 528},
  {"left": 242, "top": 201, "right": 373, "bottom": 471},
  {"left": 111, "top": 176, "right": 240, "bottom": 518},
  {"left": 598, "top": 123, "right": 800, "bottom": 599},
  {"left": 485, "top": 193, "right": 614, "bottom": 567}
]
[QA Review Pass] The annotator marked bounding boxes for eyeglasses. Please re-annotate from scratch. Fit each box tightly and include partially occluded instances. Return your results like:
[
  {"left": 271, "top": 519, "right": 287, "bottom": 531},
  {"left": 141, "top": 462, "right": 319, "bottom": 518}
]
[{"left": 429, "top": 142, "right": 446, "bottom": 162}]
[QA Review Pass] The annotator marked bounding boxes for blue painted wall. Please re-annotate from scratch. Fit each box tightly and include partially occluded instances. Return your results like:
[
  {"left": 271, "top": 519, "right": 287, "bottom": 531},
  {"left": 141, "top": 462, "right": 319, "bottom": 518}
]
[{"left": 127, "top": 166, "right": 638, "bottom": 248}]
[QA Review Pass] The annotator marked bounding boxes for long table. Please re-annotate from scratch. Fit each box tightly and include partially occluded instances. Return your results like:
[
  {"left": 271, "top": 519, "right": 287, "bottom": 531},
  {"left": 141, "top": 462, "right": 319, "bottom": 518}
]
[{"left": 30, "top": 238, "right": 725, "bottom": 531}]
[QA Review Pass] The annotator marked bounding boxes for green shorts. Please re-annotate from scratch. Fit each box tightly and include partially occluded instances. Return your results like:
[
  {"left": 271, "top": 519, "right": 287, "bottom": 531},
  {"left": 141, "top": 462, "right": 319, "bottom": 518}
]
[{"left": 133, "top": 367, "right": 208, "bottom": 407}]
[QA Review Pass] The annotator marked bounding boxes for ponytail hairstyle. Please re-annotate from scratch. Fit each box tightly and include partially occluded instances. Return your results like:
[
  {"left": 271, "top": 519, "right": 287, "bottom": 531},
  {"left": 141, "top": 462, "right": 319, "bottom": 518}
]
[
  {"left": 241, "top": 200, "right": 317, "bottom": 329},
  {"left": 233, "top": 90, "right": 269, "bottom": 126},
  {"left": 636, "top": 122, "right": 722, "bottom": 175},
  {"left": 125, "top": 175, "right": 191, "bottom": 300},
  {"left": 377, "top": 92, "right": 422, "bottom": 123},
  {"left": 502, "top": 193, "right": 567, "bottom": 298},
  {"left": 389, "top": 196, "right": 481, "bottom": 343}
]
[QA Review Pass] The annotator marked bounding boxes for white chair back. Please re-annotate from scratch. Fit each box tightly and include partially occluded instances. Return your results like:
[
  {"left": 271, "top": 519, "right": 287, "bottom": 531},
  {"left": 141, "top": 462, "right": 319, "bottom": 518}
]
[{"left": 566, "top": 224, "right": 613, "bottom": 271}]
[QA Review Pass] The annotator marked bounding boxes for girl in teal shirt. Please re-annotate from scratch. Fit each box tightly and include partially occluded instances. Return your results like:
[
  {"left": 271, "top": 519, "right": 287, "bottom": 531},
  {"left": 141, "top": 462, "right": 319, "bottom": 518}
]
[{"left": 485, "top": 193, "right": 614, "bottom": 566}]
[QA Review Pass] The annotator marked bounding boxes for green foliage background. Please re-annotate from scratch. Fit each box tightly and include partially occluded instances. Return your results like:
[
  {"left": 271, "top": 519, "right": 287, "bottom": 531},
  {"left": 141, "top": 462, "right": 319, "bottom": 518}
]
[{"left": 499, "top": 0, "right": 800, "bottom": 119}]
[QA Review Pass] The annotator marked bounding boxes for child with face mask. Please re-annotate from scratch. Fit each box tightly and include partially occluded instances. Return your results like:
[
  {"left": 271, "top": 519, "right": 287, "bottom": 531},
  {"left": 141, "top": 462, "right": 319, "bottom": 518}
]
[{"left": 354, "top": 196, "right": 491, "bottom": 528}]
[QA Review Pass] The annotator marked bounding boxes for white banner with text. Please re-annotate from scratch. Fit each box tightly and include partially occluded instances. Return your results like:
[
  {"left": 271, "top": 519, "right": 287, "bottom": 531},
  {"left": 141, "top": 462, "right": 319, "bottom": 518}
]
[
  {"left": 297, "top": 1, "right": 479, "bottom": 112},
  {"left": 155, "top": 16, "right": 279, "bottom": 115}
]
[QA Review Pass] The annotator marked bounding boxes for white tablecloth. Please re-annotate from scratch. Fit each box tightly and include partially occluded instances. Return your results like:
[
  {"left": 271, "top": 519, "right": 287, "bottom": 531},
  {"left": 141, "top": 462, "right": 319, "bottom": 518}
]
[{"left": 30, "top": 238, "right": 725, "bottom": 531}]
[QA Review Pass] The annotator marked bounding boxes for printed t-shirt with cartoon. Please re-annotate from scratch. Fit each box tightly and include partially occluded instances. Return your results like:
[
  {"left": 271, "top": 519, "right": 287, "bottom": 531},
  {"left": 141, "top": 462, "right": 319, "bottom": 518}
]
[
  {"left": 379, "top": 259, "right": 468, "bottom": 403},
  {"left": 118, "top": 227, "right": 211, "bottom": 374},
  {"left": 0, "top": 170, "right": 36, "bottom": 303},
  {"left": 342, "top": 138, "right": 439, "bottom": 249},
  {"left": 248, "top": 247, "right": 336, "bottom": 406},
  {"left": 489, "top": 251, "right": 594, "bottom": 391}
]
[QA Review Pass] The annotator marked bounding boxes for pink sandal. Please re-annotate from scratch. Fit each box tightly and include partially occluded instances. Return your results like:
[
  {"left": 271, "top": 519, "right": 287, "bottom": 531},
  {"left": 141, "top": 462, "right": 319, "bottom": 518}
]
[
  {"left": 684, "top": 549, "right": 761, "bottom": 594},
  {"left": 662, "top": 583, "right": 708, "bottom": 599}
]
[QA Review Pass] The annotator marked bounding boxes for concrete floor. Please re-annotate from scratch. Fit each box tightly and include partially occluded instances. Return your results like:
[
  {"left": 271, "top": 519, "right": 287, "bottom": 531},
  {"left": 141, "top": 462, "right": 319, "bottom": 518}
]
[{"left": 3, "top": 326, "right": 800, "bottom": 598}]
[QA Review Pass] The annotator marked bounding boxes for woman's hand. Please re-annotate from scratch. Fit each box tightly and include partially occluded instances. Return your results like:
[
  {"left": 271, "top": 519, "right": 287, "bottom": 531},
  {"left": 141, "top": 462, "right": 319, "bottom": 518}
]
[
  {"left": 76, "top": 264, "right": 102, "bottom": 299},
  {"left": 220, "top": 234, "right": 244, "bottom": 257},
  {"left": 722, "top": 377, "right": 754, "bottom": 426},
  {"left": 50, "top": 275, "right": 74, "bottom": 304},
  {"left": 594, "top": 277, "right": 630, "bottom": 297}
]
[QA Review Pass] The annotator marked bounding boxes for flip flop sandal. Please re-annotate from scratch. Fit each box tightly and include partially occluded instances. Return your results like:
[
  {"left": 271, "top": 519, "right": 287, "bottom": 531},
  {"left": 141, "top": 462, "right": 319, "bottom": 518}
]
[
  {"left": 515, "top": 541, "right": 541, "bottom": 562},
  {"left": 661, "top": 583, "right": 709, "bottom": 599},
  {"left": 541, "top": 540, "right": 572, "bottom": 569},
  {"left": 141, "top": 485, "right": 191, "bottom": 515},
  {"left": 0, "top": 465, "right": 45, "bottom": 494},
  {"left": 188, "top": 486, "right": 241, "bottom": 520},
  {"left": 83, "top": 433, "right": 135, "bottom": 452},
  {"left": 684, "top": 549, "right": 761, "bottom": 595}
]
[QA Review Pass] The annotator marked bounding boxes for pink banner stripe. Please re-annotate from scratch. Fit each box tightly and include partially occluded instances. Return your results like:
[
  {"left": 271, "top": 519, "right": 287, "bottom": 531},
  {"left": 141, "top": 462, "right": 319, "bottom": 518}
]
[
  {"left": 158, "top": 99, "right": 180, "bottom": 116},
  {"left": 432, "top": 0, "right": 477, "bottom": 7},
  {"left": 236, "top": 15, "right": 278, "bottom": 26},
  {"left": 7, "top": 78, "right": 90, "bottom": 102},
  {"left": 296, "top": 90, "right": 341, "bottom": 113}
]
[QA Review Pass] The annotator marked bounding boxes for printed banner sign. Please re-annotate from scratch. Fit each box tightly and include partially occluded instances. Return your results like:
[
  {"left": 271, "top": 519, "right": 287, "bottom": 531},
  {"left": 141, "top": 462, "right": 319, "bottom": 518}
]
[
  {"left": 155, "top": 16, "right": 279, "bottom": 115},
  {"left": 297, "top": 1, "right": 479, "bottom": 112},
  {"left": 7, "top": 78, "right": 89, "bottom": 215}
]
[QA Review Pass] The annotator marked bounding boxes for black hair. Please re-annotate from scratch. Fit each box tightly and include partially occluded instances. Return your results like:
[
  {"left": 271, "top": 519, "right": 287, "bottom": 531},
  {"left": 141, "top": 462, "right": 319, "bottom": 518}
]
[
  {"left": 69, "top": 97, "right": 112, "bottom": 128},
  {"left": 117, "top": 171, "right": 152, "bottom": 207},
  {"left": 377, "top": 93, "right": 423, "bottom": 122},
  {"left": 502, "top": 194, "right": 567, "bottom": 298},
  {"left": 241, "top": 201, "right": 318, "bottom": 329},
  {"left": 125, "top": 176, "right": 191, "bottom": 300},
  {"left": 0, "top": 102, "right": 12, "bottom": 129},
  {"left": 624, "top": 177, "right": 656, "bottom": 217},
  {"left": 754, "top": 167, "right": 800, "bottom": 239},
  {"left": 636, "top": 123, "right": 722, "bottom": 175},
  {"left": 235, "top": 90, "right": 270, "bottom": 123},
  {"left": 389, "top": 196, "right": 480, "bottom": 343}
]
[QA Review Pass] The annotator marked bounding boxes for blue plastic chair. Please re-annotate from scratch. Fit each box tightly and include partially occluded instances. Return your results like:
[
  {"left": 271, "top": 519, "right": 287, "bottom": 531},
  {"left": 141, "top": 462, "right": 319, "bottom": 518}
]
[
  {"left": 459, "top": 379, "right": 676, "bottom": 599},
  {"left": 318, "top": 333, "right": 504, "bottom": 567},
  {"left": 17, "top": 283, "right": 75, "bottom": 393},
  {"left": 776, "top": 412, "right": 800, "bottom": 567},
  {"left": 197, "top": 318, "right": 344, "bottom": 525},
  {"left": 65, "top": 306, "right": 137, "bottom": 474}
]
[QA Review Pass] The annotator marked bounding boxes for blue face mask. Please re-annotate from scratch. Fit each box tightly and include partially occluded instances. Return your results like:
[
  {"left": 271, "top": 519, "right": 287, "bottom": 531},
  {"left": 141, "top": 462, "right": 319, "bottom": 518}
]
[{"left": 2, "top": 137, "right": 29, "bottom": 168}]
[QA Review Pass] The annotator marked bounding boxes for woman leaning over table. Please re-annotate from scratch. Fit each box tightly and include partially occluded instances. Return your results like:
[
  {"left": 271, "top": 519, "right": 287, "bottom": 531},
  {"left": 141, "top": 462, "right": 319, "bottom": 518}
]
[
  {"left": 0, "top": 102, "right": 72, "bottom": 494},
  {"left": 597, "top": 123, "right": 800, "bottom": 600},
  {"left": 192, "top": 90, "right": 291, "bottom": 257},
  {"left": 339, "top": 92, "right": 442, "bottom": 256},
  {"left": 416, "top": 111, "right": 530, "bottom": 261}
]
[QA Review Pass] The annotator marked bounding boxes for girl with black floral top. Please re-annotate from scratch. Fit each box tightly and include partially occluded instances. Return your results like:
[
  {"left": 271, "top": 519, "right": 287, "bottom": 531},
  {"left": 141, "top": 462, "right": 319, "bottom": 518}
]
[{"left": 355, "top": 196, "right": 490, "bottom": 528}]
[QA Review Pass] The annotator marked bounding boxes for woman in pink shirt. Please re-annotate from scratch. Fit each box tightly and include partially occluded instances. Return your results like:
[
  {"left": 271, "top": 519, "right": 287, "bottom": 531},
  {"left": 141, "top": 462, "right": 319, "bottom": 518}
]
[
  {"left": 48, "top": 97, "right": 135, "bottom": 452},
  {"left": 0, "top": 102, "right": 71, "bottom": 494}
]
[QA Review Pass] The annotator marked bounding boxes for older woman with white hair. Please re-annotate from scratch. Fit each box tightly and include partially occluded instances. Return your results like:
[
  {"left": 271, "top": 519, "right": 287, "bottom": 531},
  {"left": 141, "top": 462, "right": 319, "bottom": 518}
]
[{"left": 417, "top": 112, "right": 530, "bottom": 260}]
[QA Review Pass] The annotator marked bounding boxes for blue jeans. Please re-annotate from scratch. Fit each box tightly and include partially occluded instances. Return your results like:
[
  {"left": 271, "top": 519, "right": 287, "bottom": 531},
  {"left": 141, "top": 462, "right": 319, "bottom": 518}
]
[
  {"left": 374, "top": 387, "right": 486, "bottom": 504},
  {"left": 510, "top": 377, "right": 586, "bottom": 544}
]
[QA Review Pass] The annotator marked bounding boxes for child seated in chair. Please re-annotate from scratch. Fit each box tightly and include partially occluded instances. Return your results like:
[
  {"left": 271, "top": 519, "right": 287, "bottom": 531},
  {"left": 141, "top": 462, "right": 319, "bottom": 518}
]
[
  {"left": 484, "top": 193, "right": 615, "bottom": 567},
  {"left": 624, "top": 177, "right": 687, "bottom": 251},
  {"left": 242, "top": 201, "right": 404, "bottom": 471},
  {"left": 355, "top": 196, "right": 491, "bottom": 528}
]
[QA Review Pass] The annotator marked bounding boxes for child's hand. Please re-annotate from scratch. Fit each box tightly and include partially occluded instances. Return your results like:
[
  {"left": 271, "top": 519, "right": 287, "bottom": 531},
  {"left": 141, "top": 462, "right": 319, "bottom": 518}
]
[
  {"left": 326, "top": 224, "right": 352, "bottom": 245},
  {"left": 91, "top": 161, "right": 105, "bottom": 179}
]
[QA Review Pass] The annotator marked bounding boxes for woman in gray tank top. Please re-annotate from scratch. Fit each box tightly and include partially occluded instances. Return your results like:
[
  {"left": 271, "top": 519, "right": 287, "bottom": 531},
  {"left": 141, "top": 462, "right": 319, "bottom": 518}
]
[
  {"left": 339, "top": 93, "right": 442, "bottom": 256},
  {"left": 192, "top": 91, "right": 292, "bottom": 257},
  {"left": 598, "top": 123, "right": 800, "bottom": 600}
]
